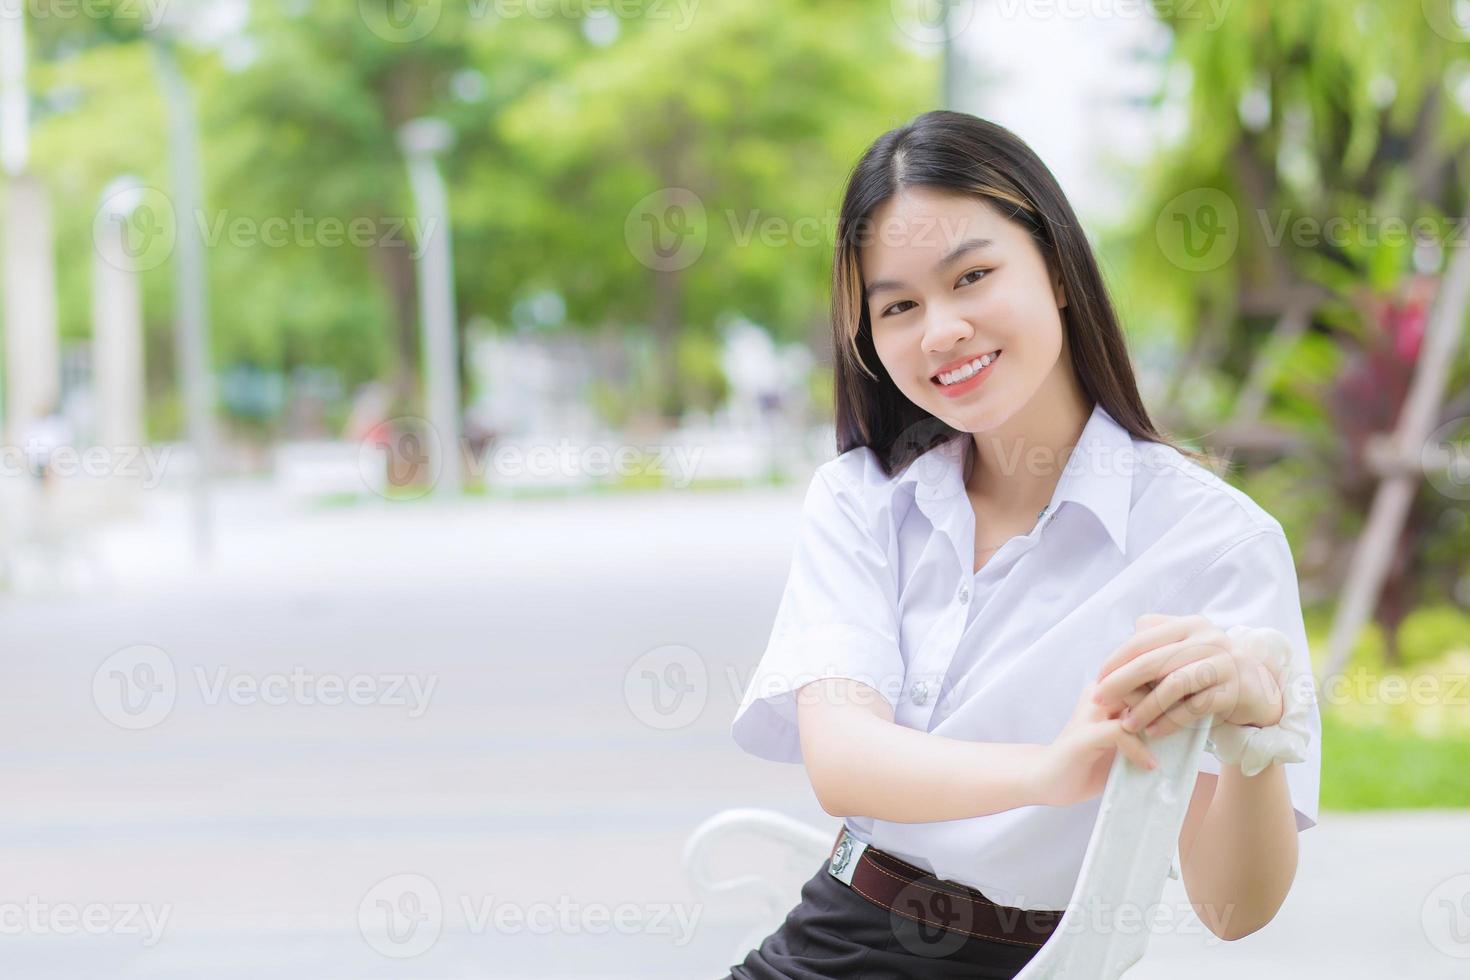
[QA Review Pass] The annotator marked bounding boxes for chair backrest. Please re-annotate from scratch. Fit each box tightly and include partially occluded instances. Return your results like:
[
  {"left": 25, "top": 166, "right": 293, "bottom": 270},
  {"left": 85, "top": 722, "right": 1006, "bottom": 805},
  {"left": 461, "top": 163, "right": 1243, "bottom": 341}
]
[
  {"left": 689, "top": 725, "right": 1209, "bottom": 975},
  {"left": 1011, "top": 720, "right": 1210, "bottom": 979},
  {"left": 682, "top": 807, "right": 836, "bottom": 967}
]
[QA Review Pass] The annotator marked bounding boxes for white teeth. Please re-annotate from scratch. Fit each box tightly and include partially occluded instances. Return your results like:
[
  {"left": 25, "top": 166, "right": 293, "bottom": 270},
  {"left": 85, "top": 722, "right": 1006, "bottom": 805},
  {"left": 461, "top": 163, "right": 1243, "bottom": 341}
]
[{"left": 936, "top": 351, "right": 998, "bottom": 386}]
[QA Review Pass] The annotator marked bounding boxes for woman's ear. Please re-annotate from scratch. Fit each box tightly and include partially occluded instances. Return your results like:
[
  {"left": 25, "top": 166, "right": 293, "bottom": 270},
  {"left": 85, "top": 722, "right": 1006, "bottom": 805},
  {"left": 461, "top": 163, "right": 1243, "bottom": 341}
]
[{"left": 1051, "top": 267, "right": 1068, "bottom": 310}]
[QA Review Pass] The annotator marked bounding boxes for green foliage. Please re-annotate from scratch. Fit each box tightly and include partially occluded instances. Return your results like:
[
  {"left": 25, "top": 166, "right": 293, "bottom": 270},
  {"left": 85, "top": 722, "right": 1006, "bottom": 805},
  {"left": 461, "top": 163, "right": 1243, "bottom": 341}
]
[
  {"left": 1124, "top": 0, "right": 1470, "bottom": 354},
  {"left": 485, "top": 0, "right": 931, "bottom": 345},
  {"left": 1122, "top": 0, "right": 1470, "bottom": 655},
  {"left": 18, "top": 0, "right": 933, "bottom": 426},
  {"left": 1397, "top": 606, "right": 1470, "bottom": 669},
  {"left": 807, "top": 363, "right": 834, "bottom": 421},
  {"left": 1305, "top": 602, "right": 1470, "bottom": 809},
  {"left": 1320, "top": 709, "right": 1470, "bottom": 810}
]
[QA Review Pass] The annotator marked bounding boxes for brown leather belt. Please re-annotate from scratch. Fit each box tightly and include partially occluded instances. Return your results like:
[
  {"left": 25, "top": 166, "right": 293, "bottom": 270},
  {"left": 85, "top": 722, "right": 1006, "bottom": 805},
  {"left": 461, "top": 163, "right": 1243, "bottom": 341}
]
[{"left": 825, "top": 826, "right": 1063, "bottom": 950}]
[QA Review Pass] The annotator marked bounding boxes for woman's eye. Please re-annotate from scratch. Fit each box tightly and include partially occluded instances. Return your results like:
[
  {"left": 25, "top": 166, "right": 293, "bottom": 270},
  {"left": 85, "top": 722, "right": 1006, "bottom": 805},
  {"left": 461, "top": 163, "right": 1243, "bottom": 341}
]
[
  {"left": 880, "top": 300, "right": 916, "bottom": 318},
  {"left": 958, "top": 268, "right": 989, "bottom": 287}
]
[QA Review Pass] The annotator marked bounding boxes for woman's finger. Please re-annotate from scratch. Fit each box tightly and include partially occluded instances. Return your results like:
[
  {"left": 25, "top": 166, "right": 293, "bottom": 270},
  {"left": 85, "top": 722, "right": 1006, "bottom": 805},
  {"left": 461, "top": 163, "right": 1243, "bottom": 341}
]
[
  {"left": 1120, "top": 723, "right": 1158, "bottom": 770},
  {"left": 1097, "top": 683, "right": 1149, "bottom": 724},
  {"left": 1153, "top": 674, "right": 1235, "bottom": 736},
  {"left": 1102, "top": 718, "right": 1157, "bottom": 770},
  {"left": 1124, "top": 654, "right": 1227, "bottom": 733},
  {"left": 1094, "top": 615, "right": 1191, "bottom": 682},
  {"left": 1095, "top": 637, "right": 1210, "bottom": 710},
  {"left": 1142, "top": 688, "right": 1214, "bottom": 738}
]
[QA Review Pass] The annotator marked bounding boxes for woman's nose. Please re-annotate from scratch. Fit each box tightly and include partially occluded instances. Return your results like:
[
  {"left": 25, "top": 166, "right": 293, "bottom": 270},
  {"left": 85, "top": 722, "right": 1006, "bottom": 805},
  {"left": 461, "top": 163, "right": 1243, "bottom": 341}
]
[{"left": 922, "top": 312, "right": 974, "bottom": 353}]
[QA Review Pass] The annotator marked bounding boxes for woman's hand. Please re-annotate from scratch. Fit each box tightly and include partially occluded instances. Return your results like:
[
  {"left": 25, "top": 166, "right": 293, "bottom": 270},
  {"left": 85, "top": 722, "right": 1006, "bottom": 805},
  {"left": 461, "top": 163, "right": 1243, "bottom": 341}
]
[
  {"left": 1036, "top": 681, "right": 1158, "bottom": 808},
  {"left": 1092, "top": 613, "right": 1285, "bottom": 739}
]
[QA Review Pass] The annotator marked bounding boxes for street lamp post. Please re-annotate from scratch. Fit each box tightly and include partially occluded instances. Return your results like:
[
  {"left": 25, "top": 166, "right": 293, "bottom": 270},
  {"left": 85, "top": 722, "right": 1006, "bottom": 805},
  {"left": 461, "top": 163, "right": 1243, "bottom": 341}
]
[
  {"left": 398, "top": 117, "right": 463, "bottom": 496},
  {"left": 152, "top": 34, "right": 216, "bottom": 560},
  {"left": 940, "top": 0, "right": 965, "bottom": 111}
]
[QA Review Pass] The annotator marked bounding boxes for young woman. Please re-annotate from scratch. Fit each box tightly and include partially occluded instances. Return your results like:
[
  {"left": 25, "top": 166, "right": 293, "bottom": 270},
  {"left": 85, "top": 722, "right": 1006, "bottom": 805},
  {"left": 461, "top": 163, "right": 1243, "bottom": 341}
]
[{"left": 725, "top": 111, "right": 1320, "bottom": 979}]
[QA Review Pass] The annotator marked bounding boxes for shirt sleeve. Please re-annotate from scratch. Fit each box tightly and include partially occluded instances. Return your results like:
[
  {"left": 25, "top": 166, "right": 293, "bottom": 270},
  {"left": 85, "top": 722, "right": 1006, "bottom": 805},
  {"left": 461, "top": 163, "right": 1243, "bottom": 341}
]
[
  {"left": 1160, "top": 527, "right": 1322, "bottom": 832},
  {"left": 730, "top": 466, "right": 907, "bottom": 764}
]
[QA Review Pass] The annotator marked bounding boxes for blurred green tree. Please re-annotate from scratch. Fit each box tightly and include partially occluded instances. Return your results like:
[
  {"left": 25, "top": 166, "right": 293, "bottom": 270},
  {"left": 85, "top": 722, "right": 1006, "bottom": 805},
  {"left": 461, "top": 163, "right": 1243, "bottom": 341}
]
[
  {"left": 477, "top": 0, "right": 930, "bottom": 420},
  {"left": 20, "top": 0, "right": 933, "bottom": 430},
  {"left": 1119, "top": 0, "right": 1470, "bottom": 662}
]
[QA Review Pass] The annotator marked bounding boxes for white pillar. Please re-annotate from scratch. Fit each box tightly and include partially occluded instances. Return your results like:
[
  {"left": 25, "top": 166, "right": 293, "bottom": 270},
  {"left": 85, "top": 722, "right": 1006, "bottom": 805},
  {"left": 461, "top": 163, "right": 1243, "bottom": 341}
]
[
  {"left": 2, "top": 174, "right": 59, "bottom": 443},
  {"left": 92, "top": 179, "right": 147, "bottom": 507}
]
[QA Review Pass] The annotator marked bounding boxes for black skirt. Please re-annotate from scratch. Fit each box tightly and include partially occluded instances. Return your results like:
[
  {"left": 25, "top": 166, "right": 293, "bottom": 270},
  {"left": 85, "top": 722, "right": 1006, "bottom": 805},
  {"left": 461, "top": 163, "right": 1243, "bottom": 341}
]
[{"left": 721, "top": 855, "right": 1046, "bottom": 980}]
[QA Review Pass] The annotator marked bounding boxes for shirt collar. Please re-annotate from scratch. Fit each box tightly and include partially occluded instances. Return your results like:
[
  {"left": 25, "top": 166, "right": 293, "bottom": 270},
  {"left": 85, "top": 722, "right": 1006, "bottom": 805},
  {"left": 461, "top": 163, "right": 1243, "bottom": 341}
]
[{"left": 896, "top": 402, "right": 1135, "bottom": 555}]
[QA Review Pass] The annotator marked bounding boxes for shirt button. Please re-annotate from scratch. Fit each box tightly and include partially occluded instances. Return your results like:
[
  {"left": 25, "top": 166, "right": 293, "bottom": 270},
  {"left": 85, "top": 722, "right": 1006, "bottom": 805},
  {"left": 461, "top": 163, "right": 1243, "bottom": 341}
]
[
  {"left": 910, "top": 680, "right": 930, "bottom": 705},
  {"left": 957, "top": 586, "right": 970, "bottom": 604}
]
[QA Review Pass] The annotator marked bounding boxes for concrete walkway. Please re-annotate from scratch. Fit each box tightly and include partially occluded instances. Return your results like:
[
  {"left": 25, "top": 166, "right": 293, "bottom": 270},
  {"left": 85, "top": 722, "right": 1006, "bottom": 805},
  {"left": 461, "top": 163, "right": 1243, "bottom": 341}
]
[{"left": 0, "top": 484, "right": 1463, "bottom": 977}]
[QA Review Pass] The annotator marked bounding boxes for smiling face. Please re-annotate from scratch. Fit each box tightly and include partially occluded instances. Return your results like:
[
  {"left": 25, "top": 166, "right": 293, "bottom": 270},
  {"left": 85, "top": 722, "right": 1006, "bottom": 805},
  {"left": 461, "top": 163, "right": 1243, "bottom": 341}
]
[{"left": 858, "top": 185, "right": 1071, "bottom": 434}]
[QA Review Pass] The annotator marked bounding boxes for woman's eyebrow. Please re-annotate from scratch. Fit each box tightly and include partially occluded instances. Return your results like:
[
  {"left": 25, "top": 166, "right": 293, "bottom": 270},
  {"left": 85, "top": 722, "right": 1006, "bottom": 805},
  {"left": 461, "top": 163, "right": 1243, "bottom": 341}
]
[{"left": 863, "top": 237, "right": 995, "bottom": 300}]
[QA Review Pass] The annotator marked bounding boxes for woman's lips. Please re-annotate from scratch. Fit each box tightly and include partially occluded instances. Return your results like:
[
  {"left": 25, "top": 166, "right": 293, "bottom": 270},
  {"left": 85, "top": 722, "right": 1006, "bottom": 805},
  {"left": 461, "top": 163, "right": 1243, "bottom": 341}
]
[{"left": 930, "top": 350, "right": 1000, "bottom": 398}]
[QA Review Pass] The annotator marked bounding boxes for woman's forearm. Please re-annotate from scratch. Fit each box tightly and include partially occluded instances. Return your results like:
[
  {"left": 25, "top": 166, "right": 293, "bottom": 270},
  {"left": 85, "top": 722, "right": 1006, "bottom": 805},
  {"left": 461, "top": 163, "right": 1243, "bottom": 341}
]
[
  {"left": 1181, "top": 760, "right": 1298, "bottom": 940},
  {"left": 796, "top": 678, "right": 1049, "bottom": 823}
]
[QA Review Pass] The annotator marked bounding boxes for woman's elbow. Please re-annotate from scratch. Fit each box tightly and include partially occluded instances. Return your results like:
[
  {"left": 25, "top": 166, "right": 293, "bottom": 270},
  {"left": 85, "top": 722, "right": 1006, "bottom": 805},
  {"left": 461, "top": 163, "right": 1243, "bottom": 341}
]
[
  {"left": 813, "top": 777, "right": 857, "bottom": 817},
  {"left": 796, "top": 680, "right": 886, "bottom": 818},
  {"left": 799, "top": 737, "right": 855, "bottom": 816}
]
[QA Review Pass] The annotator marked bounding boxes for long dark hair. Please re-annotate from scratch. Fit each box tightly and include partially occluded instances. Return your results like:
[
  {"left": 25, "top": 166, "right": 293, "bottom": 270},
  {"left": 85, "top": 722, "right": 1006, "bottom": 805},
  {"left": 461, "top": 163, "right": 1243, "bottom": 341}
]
[{"left": 830, "top": 110, "right": 1218, "bottom": 477}]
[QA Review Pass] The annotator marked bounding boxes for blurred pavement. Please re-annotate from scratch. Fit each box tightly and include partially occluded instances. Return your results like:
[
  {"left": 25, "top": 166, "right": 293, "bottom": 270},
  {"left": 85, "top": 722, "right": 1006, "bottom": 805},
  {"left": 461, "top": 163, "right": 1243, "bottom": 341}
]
[{"left": 0, "top": 483, "right": 1465, "bottom": 977}]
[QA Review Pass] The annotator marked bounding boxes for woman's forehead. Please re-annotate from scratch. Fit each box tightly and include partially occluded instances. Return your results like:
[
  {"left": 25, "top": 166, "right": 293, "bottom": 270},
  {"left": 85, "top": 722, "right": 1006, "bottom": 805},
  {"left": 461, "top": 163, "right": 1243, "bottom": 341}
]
[{"left": 858, "top": 192, "right": 1013, "bottom": 269}]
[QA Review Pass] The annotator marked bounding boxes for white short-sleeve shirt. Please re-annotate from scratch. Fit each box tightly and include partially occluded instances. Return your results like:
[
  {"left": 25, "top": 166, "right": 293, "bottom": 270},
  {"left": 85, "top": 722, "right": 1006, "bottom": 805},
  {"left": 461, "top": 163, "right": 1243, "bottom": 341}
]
[{"left": 731, "top": 402, "right": 1322, "bottom": 911}]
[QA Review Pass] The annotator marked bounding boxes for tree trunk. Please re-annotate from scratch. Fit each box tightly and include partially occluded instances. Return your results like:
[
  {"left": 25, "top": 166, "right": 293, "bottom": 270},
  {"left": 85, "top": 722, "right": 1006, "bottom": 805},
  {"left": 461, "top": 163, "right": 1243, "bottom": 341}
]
[
  {"left": 651, "top": 266, "right": 684, "bottom": 422},
  {"left": 376, "top": 238, "right": 421, "bottom": 413}
]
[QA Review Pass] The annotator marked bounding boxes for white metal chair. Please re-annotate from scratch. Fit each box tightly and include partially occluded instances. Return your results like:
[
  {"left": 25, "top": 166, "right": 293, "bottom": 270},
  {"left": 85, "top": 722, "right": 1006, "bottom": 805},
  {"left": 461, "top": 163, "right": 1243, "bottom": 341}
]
[{"left": 687, "top": 720, "right": 1210, "bottom": 978}]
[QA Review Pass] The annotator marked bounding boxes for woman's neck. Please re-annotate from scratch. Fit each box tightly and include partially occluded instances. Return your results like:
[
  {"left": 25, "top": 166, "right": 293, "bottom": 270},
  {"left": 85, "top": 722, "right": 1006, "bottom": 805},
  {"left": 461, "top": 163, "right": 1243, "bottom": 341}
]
[{"left": 963, "top": 383, "right": 1092, "bottom": 515}]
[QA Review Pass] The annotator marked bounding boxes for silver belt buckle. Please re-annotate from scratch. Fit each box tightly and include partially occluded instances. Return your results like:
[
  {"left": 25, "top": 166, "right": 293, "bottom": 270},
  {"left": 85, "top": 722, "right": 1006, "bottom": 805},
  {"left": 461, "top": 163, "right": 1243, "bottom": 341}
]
[{"left": 827, "top": 827, "right": 868, "bottom": 886}]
